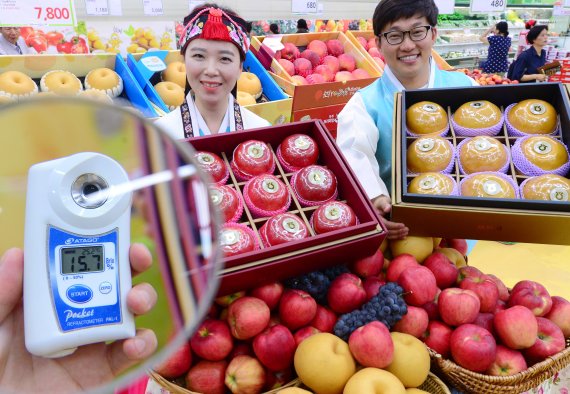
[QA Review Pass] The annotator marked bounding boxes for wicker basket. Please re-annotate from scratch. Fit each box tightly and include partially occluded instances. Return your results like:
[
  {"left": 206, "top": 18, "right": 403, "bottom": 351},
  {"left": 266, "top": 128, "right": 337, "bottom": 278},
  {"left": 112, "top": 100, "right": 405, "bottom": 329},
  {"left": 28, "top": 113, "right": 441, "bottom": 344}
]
[
  {"left": 428, "top": 340, "right": 570, "bottom": 394},
  {"left": 150, "top": 372, "right": 450, "bottom": 394},
  {"left": 148, "top": 371, "right": 302, "bottom": 393}
]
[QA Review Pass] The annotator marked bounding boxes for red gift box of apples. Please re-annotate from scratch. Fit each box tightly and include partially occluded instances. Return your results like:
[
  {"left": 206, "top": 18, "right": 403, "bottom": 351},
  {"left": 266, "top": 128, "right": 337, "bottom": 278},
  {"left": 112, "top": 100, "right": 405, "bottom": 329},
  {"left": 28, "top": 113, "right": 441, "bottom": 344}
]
[{"left": 187, "top": 120, "right": 386, "bottom": 295}]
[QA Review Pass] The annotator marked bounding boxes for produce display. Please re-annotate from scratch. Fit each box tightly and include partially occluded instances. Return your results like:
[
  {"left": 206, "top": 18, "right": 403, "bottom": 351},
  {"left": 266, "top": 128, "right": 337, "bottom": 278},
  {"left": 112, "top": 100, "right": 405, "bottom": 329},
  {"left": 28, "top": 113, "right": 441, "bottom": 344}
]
[
  {"left": 403, "top": 93, "right": 570, "bottom": 201},
  {"left": 154, "top": 81, "right": 185, "bottom": 109},
  {"left": 454, "top": 69, "right": 520, "bottom": 85},
  {"left": 0, "top": 70, "right": 39, "bottom": 100}
]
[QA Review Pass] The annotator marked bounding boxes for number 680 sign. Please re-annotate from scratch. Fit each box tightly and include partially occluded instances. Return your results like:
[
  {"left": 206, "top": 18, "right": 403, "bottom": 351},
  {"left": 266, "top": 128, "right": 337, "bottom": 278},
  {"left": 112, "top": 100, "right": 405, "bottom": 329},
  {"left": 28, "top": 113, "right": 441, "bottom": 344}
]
[
  {"left": 292, "top": 0, "right": 318, "bottom": 14},
  {"left": 470, "top": 0, "right": 506, "bottom": 13}
]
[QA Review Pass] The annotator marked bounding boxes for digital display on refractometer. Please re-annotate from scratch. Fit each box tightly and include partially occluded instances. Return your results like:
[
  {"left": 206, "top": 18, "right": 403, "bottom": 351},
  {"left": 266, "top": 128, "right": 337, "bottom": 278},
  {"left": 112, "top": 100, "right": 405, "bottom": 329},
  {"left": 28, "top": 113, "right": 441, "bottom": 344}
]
[{"left": 60, "top": 246, "right": 104, "bottom": 274}]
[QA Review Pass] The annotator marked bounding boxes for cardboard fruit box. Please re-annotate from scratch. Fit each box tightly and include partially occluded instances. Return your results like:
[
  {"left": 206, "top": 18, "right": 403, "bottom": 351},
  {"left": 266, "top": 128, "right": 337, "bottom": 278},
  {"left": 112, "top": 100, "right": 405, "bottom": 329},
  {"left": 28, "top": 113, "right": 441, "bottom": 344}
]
[
  {"left": 127, "top": 50, "right": 292, "bottom": 125},
  {"left": 250, "top": 32, "right": 381, "bottom": 136},
  {"left": 185, "top": 120, "right": 386, "bottom": 295},
  {"left": 0, "top": 53, "right": 156, "bottom": 117},
  {"left": 391, "top": 82, "right": 570, "bottom": 245},
  {"left": 345, "top": 30, "right": 384, "bottom": 74}
]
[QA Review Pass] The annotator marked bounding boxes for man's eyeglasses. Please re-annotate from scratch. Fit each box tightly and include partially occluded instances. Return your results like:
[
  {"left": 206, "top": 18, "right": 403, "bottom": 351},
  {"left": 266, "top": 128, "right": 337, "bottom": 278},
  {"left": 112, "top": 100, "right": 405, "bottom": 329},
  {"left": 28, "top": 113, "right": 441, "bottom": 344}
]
[{"left": 380, "top": 25, "right": 432, "bottom": 45}]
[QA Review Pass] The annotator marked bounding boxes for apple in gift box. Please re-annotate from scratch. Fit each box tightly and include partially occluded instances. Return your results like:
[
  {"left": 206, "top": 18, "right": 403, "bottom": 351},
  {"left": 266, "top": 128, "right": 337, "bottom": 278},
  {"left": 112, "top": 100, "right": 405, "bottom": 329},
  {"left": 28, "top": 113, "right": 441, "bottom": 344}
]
[
  {"left": 545, "top": 296, "right": 570, "bottom": 337},
  {"left": 244, "top": 174, "right": 291, "bottom": 214},
  {"left": 294, "top": 326, "right": 321, "bottom": 346},
  {"left": 227, "top": 296, "right": 270, "bottom": 340},
  {"left": 293, "top": 58, "right": 312, "bottom": 77},
  {"left": 277, "top": 133, "right": 319, "bottom": 171},
  {"left": 494, "top": 305, "right": 538, "bottom": 349},
  {"left": 259, "top": 213, "right": 308, "bottom": 247},
  {"left": 338, "top": 53, "right": 356, "bottom": 71},
  {"left": 190, "top": 319, "right": 234, "bottom": 361},
  {"left": 314, "top": 64, "right": 335, "bottom": 82},
  {"left": 194, "top": 151, "right": 228, "bottom": 184},
  {"left": 351, "top": 68, "right": 371, "bottom": 79},
  {"left": 326, "top": 39, "right": 344, "bottom": 57},
  {"left": 306, "top": 73, "right": 326, "bottom": 85},
  {"left": 334, "top": 70, "right": 355, "bottom": 82},
  {"left": 231, "top": 140, "right": 275, "bottom": 180},
  {"left": 392, "top": 305, "right": 429, "bottom": 338},
  {"left": 524, "top": 317, "right": 566, "bottom": 365},
  {"left": 291, "top": 75, "right": 308, "bottom": 85},
  {"left": 386, "top": 253, "right": 419, "bottom": 283},
  {"left": 450, "top": 324, "right": 497, "bottom": 373},
  {"left": 279, "top": 289, "right": 318, "bottom": 330},
  {"left": 220, "top": 224, "right": 258, "bottom": 257},
  {"left": 398, "top": 266, "right": 438, "bottom": 307},
  {"left": 292, "top": 165, "right": 337, "bottom": 205},
  {"left": 348, "top": 321, "right": 394, "bottom": 369},
  {"left": 363, "top": 276, "right": 386, "bottom": 301},
  {"left": 225, "top": 355, "right": 265, "bottom": 394},
  {"left": 422, "top": 320, "right": 452, "bottom": 358},
  {"left": 249, "top": 282, "right": 284, "bottom": 310},
  {"left": 280, "top": 42, "right": 300, "bottom": 61},
  {"left": 307, "top": 39, "right": 328, "bottom": 60},
  {"left": 301, "top": 49, "right": 321, "bottom": 69},
  {"left": 487, "top": 345, "right": 528, "bottom": 376},
  {"left": 253, "top": 324, "right": 297, "bottom": 371},
  {"left": 438, "top": 288, "right": 480, "bottom": 326},
  {"left": 311, "top": 201, "right": 357, "bottom": 234},
  {"left": 459, "top": 274, "right": 499, "bottom": 313},
  {"left": 185, "top": 360, "right": 228, "bottom": 394},
  {"left": 153, "top": 341, "right": 192, "bottom": 379},
  {"left": 509, "top": 280, "right": 553, "bottom": 317},
  {"left": 310, "top": 305, "right": 337, "bottom": 333},
  {"left": 278, "top": 58, "right": 295, "bottom": 76},
  {"left": 423, "top": 251, "right": 458, "bottom": 289},
  {"left": 327, "top": 273, "right": 367, "bottom": 314},
  {"left": 209, "top": 185, "right": 242, "bottom": 223}
]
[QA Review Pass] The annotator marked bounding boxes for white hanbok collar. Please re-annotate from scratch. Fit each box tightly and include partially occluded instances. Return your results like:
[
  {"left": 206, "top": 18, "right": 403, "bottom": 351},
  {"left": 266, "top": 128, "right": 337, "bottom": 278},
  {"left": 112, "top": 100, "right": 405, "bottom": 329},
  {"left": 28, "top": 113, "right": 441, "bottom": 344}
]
[{"left": 185, "top": 92, "right": 235, "bottom": 136}]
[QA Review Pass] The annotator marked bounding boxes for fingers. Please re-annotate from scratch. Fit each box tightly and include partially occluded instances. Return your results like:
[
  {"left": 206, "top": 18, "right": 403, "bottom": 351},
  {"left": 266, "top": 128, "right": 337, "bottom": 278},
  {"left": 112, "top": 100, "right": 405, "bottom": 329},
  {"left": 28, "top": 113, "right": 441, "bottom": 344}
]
[
  {"left": 109, "top": 328, "right": 158, "bottom": 375},
  {"left": 381, "top": 217, "right": 409, "bottom": 240},
  {"left": 372, "top": 195, "right": 392, "bottom": 216},
  {"left": 129, "top": 243, "right": 152, "bottom": 277},
  {"left": 0, "top": 248, "right": 24, "bottom": 322},
  {"left": 127, "top": 282, "right": 157, "bottom": 316}
]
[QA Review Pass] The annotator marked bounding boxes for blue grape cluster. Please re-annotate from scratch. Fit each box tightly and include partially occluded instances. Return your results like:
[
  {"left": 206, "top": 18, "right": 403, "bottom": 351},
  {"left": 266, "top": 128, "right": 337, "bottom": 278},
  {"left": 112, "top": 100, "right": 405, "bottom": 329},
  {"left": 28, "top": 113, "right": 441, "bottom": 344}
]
[
  {"left": 284, "top": 265, "right": 349, "bottom": 305},
  {"left": 333, "top": 282, "right": 407, "bottom": 341}
]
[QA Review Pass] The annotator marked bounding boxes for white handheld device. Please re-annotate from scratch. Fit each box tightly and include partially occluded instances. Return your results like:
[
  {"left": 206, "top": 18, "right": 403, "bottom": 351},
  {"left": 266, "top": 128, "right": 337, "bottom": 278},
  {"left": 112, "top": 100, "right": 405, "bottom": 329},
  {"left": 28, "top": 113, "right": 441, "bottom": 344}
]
[{"left": 24, "top": 152, "right": 135, "bottom": 358}]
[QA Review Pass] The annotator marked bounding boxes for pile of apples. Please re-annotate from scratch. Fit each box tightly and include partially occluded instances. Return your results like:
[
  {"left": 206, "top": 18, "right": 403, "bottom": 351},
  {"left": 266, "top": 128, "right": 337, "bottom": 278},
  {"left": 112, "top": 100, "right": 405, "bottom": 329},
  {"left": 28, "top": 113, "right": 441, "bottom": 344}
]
[
  {"left": 150, "top": 236, "right": 454, "bottom": 393},
  {"left": 390, "top": 237, "right": 570, "bottom": 377},
  {"left": 277, "top": 39, "right": 373, "bottom": 85},
  {"left": 455, "top": 68, "right": 520, "bottom": 85}
]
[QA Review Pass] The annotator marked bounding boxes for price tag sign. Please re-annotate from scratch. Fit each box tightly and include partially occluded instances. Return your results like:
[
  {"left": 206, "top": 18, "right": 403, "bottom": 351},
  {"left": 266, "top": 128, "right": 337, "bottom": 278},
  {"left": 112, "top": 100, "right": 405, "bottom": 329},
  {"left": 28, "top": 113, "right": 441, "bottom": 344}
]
[
  {"left": 470, "top": 0, "right": 506, "bottom": 13},
  {"left": 0, "top": 0, "right": 77, "bottom": 27},
  {"left": 189, "top": 0, "right": 205, "bottom": 11},
  {"left": 143, "top": 0, "right": 163, "bottom": 16},
  {"left": 85, "top": 0, "right": 109, "bottom": 16},
  {"left": 435, "top": 0, "right": 454, "bottom": 14},
  {"left": 292, "top": 0, "right": 318, "bottom": 14}
]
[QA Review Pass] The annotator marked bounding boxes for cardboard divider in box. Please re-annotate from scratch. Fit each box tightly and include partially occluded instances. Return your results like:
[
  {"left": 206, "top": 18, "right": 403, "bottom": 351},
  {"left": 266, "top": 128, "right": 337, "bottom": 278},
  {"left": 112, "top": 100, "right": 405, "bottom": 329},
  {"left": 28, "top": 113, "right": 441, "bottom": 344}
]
[
  {"left": 250, "top": 32, "right": 380, "bottom": 136},
  {"left": 186, "top": 120, "right": 386, "bottom": 295},
  {"left": 0, "top": 54, "right": 157, "bottom": 118},
  {"left": 391, "top": 83, "right": 570, "bottom": 245},
  {"left": 126, "top": 50, "right": 292, "bottom": 125}
]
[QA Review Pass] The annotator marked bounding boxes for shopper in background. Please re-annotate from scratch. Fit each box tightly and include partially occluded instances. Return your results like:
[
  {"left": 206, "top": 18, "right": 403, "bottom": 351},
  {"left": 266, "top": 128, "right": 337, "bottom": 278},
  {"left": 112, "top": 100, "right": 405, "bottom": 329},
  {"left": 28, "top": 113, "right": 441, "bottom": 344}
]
[
  {"left": 155, "top": 3, "right": 270, "bottom": 139},
  {"left": 509, "top": 24, "right": 549, "bottom": 83},
  {"left": 336, "top": 0, "right": 476, "bottom": 240},
  {"left": 516, "top": 19, "right": 536, "bottom": 58},
  {"left": 245, "top": 21, "right": 253, "bottom": 38},
  {"left": 479, "top": 21, "right": 511, "bottom": 74},
  {"left": 0, "top": 246, "right": 158, "bottom": 393},
  {"left": 0, "top": 27, "right": 35, "bottom": 55},
  {"left": 296, "top": 19, "right": 310, "bottom": 33},
  {"left": 269, "top": 23, "right": 280, "bottom": 35}
]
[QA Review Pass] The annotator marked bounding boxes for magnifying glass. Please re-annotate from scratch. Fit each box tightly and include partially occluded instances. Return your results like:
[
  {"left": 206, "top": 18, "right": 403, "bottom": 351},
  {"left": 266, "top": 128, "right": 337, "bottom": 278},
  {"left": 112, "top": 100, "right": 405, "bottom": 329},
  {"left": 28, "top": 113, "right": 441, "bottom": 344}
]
[{"left": 0, "top": 96, "right": 222, "bottom": 394}]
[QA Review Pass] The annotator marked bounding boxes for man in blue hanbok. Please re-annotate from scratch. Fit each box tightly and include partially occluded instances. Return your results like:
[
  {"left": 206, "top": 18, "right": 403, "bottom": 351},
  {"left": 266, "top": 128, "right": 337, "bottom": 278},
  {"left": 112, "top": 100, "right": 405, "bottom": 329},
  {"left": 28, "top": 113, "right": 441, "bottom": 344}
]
[{"left": 337, "top": 0, "right": 477, "bottom": 239}]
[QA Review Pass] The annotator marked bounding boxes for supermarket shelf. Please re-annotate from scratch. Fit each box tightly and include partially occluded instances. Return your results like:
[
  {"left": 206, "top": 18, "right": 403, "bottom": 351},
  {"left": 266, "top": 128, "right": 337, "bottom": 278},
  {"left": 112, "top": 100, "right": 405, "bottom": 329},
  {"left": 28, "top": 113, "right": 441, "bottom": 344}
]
[
  {"left": 436, "top": 42, "right": 485, "bottom": 47},
  {"left": 438, "top": 26, "right": 525, "bottom": 31}
]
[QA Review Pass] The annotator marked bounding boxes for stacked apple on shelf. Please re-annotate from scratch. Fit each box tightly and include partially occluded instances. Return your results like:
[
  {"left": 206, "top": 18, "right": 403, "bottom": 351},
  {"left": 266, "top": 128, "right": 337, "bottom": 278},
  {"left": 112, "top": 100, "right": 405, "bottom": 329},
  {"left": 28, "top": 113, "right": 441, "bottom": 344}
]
[
  {"left": 149, "top": 236, "right": 471, "bottom": 393},
  {"left": 453, "top": 68, "right": 520, "bottom": 85},
  {"left": 277, "top": 39, "right": 372, "bottom": 85}
]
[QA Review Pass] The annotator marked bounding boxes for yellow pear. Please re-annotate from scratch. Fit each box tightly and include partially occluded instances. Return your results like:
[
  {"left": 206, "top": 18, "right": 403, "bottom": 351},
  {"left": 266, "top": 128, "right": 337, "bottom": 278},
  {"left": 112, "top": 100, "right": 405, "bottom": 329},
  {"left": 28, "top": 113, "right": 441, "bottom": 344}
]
[
  {"left": 385, "top": 333, "right": 430, "bottom": 388},
  {"left": 390, "top": 236, "right": 433, "bottom": 263},
  {"left": 294, "top": 333, "right": 355, "bottom": 394},
  {"left": 343, "top": 368, "right": 406, "bottom": 394},
  {"left": 437, "top": 247, "right": 467, "bottom": 267}
]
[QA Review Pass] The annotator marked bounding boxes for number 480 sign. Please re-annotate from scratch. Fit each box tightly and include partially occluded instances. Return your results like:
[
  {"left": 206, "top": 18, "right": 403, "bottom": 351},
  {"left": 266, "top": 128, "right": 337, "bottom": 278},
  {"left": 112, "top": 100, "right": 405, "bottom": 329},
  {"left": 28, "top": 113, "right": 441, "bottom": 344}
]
[{"left": 470, "top": 0, "right": 506, "bottom": 13}]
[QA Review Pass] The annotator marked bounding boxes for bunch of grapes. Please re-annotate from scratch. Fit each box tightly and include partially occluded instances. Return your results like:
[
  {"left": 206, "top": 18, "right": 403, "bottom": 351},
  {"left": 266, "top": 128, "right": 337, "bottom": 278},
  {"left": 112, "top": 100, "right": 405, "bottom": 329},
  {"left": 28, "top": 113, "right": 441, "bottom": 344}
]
[
  {"left": 333, "top": 282, "right": 407, "bottom": 341},
  {"left": 283, "top": 265, "right": 349, "bottom": 305}
]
